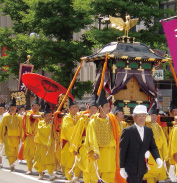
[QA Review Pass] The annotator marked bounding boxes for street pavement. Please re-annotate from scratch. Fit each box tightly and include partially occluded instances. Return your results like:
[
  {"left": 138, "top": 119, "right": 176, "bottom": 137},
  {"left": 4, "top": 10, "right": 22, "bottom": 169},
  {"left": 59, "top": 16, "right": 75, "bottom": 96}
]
[
  {"left": 0, "top": 155, "right": 84, "bottom": 183},
  {"left": 0, "top": 156, "right": 172, "bottom": 183}
]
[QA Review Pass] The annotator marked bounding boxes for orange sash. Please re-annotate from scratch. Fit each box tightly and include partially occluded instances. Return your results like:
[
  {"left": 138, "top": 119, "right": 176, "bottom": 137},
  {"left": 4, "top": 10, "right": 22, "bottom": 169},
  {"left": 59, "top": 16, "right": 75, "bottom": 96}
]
[
  {"left": 108, "top": 113, "right": 126, "bottom": 183},
  {"left": 22, "top": 110, "right": 39, "bottom": 140}
]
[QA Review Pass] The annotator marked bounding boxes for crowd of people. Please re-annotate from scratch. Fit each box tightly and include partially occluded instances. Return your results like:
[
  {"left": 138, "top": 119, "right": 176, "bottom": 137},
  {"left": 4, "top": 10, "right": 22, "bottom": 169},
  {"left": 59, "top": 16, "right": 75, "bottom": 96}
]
[{"left": 0, "top": 89, "right": 177, "bottom": 183}]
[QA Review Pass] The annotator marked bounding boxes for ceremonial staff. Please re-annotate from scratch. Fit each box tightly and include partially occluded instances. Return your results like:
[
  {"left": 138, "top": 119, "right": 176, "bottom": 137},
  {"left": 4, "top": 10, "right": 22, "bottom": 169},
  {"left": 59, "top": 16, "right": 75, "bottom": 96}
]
[{"left": 53, "top": 59, "right": 84, "bottom": 130}]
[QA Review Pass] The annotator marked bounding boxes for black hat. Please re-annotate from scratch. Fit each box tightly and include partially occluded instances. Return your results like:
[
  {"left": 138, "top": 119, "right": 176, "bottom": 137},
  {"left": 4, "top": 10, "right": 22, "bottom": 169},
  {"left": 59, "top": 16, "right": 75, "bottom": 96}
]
[
  {"left": 9, "top": 97, "right": 16, "bottom": 107},
  {"left": 0, "top": 102, "right": 5, "bottom": 108},
  {"left": 44, "top": 103, "right": 52, "bottom": 115},
  {"left": 111, "top": 105, "right": 122, "bottom": 115},
  {"left": 68, "top": 97, "right": 77, "bottom": 108},
  {"left": 169, "top": 99, "right": 177, "bottom": 112},
  {"left": 96, "top": 89, "right": 109, "bottom": 107},
  {"left": 32, "top": 95, "right": 40, "bottom": 106},
  {"left": 89, "top": 94, "right": 98, "bottom": 108},
  {"left": 18, "top": 105, "right": 26, "bottom": 110},
  {"left": 148, "top": 101, "right": 158, "bottom": 115}
]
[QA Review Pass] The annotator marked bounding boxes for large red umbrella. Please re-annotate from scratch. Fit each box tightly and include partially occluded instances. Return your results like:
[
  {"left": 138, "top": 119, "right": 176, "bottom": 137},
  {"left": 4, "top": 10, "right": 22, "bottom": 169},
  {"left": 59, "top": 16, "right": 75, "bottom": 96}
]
[{"left": 22, "top": 73, "right": 73, "bottom": 104}]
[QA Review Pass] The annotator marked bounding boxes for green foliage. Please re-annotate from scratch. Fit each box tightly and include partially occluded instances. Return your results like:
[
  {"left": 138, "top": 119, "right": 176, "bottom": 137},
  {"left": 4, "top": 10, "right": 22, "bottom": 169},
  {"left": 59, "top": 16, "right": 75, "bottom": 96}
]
[
  {"left": 81, "top": 0, "right": 174, "bottom": 49},
  {"left": 0, "top": 0, "right": 93, "bottom": 99},
  {"left": 0, "top": 0, "right": 175, "bottom": 99},
  {"left": 72, "top": 80, "right": 93, "bottom": 99},
  {"left": 162, "top": 61, "right": 174, "bottom": 79}
]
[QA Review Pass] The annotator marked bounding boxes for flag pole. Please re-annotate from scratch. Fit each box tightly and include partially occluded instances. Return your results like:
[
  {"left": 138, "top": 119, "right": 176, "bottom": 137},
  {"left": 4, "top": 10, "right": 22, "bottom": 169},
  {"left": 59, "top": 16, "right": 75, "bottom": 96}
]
[
  {"left": 160, "top": 15, "right": 177, "bottom": 22},
  {"left": 169, "top": 58, "right": 177, "bottom": 87}
]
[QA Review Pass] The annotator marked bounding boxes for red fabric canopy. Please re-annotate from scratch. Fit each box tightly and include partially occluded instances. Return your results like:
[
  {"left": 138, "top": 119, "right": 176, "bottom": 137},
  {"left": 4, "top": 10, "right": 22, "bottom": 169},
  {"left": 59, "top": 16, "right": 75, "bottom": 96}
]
[{"left": 22, "top": 73, "right": 73, "bottom": 104}]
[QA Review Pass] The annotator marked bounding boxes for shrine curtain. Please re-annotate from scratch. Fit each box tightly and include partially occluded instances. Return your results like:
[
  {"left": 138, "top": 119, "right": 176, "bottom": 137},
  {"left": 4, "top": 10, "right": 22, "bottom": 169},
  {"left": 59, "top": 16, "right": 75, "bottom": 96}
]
[{"left": 111, "top": 69, "right": 156, "bottom": 98}]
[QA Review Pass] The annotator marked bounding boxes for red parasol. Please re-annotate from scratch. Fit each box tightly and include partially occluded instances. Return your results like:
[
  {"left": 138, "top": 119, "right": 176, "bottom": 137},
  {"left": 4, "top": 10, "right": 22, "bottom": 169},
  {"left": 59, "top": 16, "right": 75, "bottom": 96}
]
[{"left": 22, "top": 73, "right": 73, "bottom": 104}]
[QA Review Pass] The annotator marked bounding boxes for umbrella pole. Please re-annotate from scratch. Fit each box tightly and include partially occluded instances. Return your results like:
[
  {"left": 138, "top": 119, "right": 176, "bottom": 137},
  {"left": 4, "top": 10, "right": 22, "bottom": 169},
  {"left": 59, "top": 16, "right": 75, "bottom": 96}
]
[
  {"left": 97, "top": 53, "right": 109, "bottom": 96},
  {"left": 51, "top": 103, "right": 53, "bottom": 114},
  {"left": 56, "top": 59, "right": 84, "bottom": 112}
]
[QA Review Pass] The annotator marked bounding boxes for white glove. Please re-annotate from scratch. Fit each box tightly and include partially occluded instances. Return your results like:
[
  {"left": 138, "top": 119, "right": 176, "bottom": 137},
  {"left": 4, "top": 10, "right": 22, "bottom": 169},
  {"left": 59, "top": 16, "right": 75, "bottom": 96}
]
[
  {"left": 120, "top": 168, "right": 128, "bottom": 179},
  {"left": 156, "top": 158, "right": 163, "bottom": 168}
]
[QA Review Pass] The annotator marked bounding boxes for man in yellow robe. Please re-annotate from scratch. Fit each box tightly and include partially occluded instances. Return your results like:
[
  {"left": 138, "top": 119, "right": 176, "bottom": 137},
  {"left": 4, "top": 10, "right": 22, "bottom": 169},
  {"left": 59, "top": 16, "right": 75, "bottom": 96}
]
[
  {"left": 23, "top": 96, "right": 42, "bottom": 174},
  {"left": 33, "top": 103, "right": 57, "bottom": 181},
  {"left": 85, "top": 89, "right": 124, "bottom": 183},
  {"left": 168, "top": 111, "right": 177, "bottom": 177},
  {"left": 143, "top": 102, "right": 168, "bottom": 183},
  {"left": 60, "top": 98, "right": 81, "bottom": 181},
  {"left": 165, "top": 100, "right": 177, "bottom": 142},
  {"left": 0, "top": 97, "right": 22, "bottom": 171},
  {"left": 70, "top": 94, "right": 98, "bottom": 183},
  {"left": 0, "top": 102, "right": 6, "bottom": 168},
  {"left": 111, "top": 104, "right": 128, "bottom": 136}
]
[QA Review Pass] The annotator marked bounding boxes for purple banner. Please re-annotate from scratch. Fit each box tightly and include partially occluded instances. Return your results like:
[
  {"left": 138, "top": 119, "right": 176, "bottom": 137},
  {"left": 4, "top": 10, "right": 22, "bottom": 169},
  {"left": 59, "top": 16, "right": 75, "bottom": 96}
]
[
  {"left": 161, "top": 19, "right": 177, "bottom": 75},
  {"left": 18, "top": 64, "right": 34, "bottom": 93}
]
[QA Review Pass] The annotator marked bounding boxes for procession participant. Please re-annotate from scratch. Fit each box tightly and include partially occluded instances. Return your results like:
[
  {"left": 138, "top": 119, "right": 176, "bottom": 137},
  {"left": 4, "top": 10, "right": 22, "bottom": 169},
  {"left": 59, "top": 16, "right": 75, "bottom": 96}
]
[
  {"left": 168, "top": 111, "right": 177, "bottom": 177},
  {"left": 167, "top": 99, "right": 177, "bottom": 141},
  {"left": 119, "top": 105, "right": 163, "bottom": 183},
  {"left": 18, "top": 105, "right": 26, "bottom": 163},
  {"left": 18, "top": 105, "right": 26, "bottom": 118},
  {"left": 143, "top": 102, "right": 168, "bottom": 183},
  {"left": 85, "top": 89, "right": 125, "bottom": 183},
  {"left": 23, "top": 95, "right": 43, "bottom": 175},
  {"left": 33, "top": 103, "right": 57, "bottom": 181},
  {"left": 60, "top": 98, "right": 81, "bottom": 181},
  {"left": 0, "top": 98, "right": 22, "bottom": 171},
  {"left": 0, "top": 102, "right": 6, "bottom": 168},
  {"left": 111, "top": 104, "right": 128, "bottom": 136},
  {"left": 53, "top": 107, "right": 64, "bottom": 175},
  {"left": 70, "top": 94, "right": 98, "bottom": 183}
]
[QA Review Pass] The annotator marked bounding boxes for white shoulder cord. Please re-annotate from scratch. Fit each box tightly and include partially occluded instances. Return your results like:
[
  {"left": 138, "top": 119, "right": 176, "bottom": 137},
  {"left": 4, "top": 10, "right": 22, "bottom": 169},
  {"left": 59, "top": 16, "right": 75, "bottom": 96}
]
[
  {"left": 68, "top": 155, "right": 80, "bottom": 174},
  {"left": 94, "top": 160, "right": 107, "bottom": 183},
  {"left": 46, "top": 118, "right": 53, "bottom": 155},
  {"left": 163, "top": 157, "right": 177, "bottom": 182},
  {"left": 0, "top": 144, "right": 4, "bottom": 156}
]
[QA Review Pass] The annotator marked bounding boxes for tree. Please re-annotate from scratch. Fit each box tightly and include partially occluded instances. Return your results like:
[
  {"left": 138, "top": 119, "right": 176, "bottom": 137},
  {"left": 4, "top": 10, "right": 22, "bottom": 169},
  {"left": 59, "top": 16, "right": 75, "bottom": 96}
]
[
  {"left": 0, "top": 0, "right": 175, "bottom": 99},
  {"left": 78, "top": 0, "right": 174, "bottom": 49},
  {"left": 78, "top": 0, "right": 175, "bottom": 80},
  {"left": 0, "top": 0, "right": 93, "bottom": 99}
]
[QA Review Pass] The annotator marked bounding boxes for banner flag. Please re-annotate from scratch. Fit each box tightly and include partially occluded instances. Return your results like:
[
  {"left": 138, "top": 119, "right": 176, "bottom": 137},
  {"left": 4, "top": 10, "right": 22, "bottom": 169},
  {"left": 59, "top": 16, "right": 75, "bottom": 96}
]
[
  {"left": 161, "top": 19, "right": 177, "bottom": 74},
  {"left": 18, "top": 64, "right": 34, "bottom": 94}
]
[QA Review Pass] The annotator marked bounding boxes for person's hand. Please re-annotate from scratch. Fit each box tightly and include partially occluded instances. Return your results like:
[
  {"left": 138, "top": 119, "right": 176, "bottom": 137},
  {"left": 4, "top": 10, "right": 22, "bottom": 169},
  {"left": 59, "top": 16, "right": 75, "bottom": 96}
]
[
  {"left": 156, "top": 158, "right": 163, "bottom": 168},
  {"left": 94, "top": 153, "right": 99, "bottom": 160},
  {"left": 120, "top": 168, "right": 128, "bottom": 179},
  {"left": 73, "top": 151, "right": 77, "bottom": 156}
]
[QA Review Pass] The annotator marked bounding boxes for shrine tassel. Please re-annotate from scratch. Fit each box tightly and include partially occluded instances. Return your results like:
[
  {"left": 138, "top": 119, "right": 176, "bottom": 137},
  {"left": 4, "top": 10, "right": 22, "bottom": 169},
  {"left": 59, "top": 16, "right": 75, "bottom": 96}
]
[{"left": 97, "top": 53, "right": 109, "bottom": 96}]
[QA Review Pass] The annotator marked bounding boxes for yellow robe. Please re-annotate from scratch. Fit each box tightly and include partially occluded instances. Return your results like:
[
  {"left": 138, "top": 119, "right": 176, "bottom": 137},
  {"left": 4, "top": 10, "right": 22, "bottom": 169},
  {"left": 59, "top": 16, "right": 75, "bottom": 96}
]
[
  {"left": 0, "top": 113, "right": 22, "bottom": 165},
  {"left": 144, "top": 122, "right": 168, "bottom": 182},
  {"left": 23, "top": 110, "right": 41, "bottom": 161},
  {"left": 84, "top": 114, "right": 116, "bottom": 183},
  {"left": 117, "top": 120, "right": 128, "bottom": 137},
  {"left": 33, "top": 120, "right": 56, "bottom": 174},
  {"left": 60, "top": 113, "right": 81, "bottom": 180},
  {"left": 168, "top": 124, "right": 177, "bottom": 175},
  {"left": 70, "top": 114, "right": 92, "bottom": 172}
]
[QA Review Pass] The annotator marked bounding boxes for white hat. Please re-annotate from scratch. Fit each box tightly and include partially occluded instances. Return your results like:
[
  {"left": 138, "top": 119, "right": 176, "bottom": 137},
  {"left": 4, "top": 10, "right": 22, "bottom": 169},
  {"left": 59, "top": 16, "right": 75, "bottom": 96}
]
[{"left": 133, "top": 105, "right": 147, "bottom": 115}]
